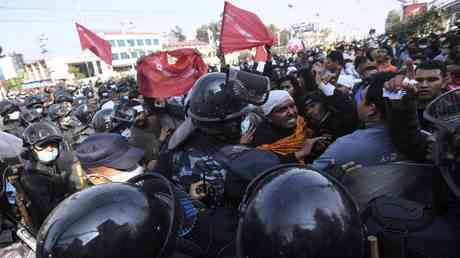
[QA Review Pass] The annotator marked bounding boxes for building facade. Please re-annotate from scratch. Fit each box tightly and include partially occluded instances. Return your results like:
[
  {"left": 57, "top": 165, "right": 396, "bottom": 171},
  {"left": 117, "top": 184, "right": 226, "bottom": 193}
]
[
  {"left": 100, "top": 32, "right": 163, "bottom": 74},
  {"left": 23, "top": 51, "right": 115, "bottom": 84},
  {"left": 0, "top": 53, "right": 24, "bottom": 80},
  {"left": 162, "top": 40, "right": 220, "bottom": 66}
]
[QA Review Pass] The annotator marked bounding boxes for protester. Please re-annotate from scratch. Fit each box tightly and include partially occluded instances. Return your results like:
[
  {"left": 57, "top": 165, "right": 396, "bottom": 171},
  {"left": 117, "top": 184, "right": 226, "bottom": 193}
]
[
  {"left": 248, "top": 90, "right": 326, "bottom": 164},
  {"left": 312, "top": 73, "right": 402, "bottom": 172},
  {"left": 375, "top": 48, "right": 398, "bottom": 72}
]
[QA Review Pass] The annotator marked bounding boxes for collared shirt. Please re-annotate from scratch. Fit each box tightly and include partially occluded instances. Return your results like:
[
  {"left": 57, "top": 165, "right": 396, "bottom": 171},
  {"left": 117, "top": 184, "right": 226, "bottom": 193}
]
[{"left": 312, "top": 123, "right": 402, "bottom": 171}]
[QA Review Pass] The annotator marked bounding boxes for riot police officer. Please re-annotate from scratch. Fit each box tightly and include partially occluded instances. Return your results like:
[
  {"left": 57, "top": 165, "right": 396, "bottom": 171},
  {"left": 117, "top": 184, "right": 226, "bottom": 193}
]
[
  {"left": 47, "top": 103, "right": 85, "bottom": 145},
  {"left": 24, "top": 95, "right": 45, "bottom": 116},
  {"left": 92, "top": 108, "right": 118, "bottom": 133},
  {"left": 20, "top": 121, "right": 74, "bottom": 231},
  {"left": 153, "top": 71, "right": 281, "bottom": 258},
  {"left": 155, "top": 71, "right": 278, "bottom": 208},
  {"left": 0, "top": 100, "right": 24, "bottom": 137}
]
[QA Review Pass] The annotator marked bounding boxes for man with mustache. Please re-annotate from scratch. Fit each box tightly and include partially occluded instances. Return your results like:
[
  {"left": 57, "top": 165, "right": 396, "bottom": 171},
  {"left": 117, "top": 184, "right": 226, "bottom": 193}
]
[{"left": 250, "top": 90, "right": 325, "bottom": 164}]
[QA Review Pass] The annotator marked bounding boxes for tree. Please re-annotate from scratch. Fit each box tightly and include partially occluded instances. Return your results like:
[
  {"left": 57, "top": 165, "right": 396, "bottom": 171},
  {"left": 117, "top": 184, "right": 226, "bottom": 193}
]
[
  {"left": 385, "top": 9, "right": 402, "bottom": 33},
  {"left": 0, "top": 45, "right": 5, "bottom": 58},
  {"left": 266, "top": 24, "right": 280, "bottom": 46},
  {"left": 208, "top": 21, "right": 220, "bottom": 43},
  {"left": 238, "top": 50, "right": 252, "bottom": 62},
  {"left": 3, "top": 69, "right": 25, "bottom": 91},
  {"left": 68, "top": 65, "right": 86, "bottom": 80},
  {"left": 279, "top": 29, "right": 290, "bottom": 46},
  {"left": 385, "top": 7, "right": 445, "bottom": 39},
  {"left": 196, "top": 25, "right": 210, "bottom": 43},
  {"left": 171, "top": 26, "right": 186, "bottom": 42},
  {"left": 195, "top": 22, "right": 220, "bottom": 44}
]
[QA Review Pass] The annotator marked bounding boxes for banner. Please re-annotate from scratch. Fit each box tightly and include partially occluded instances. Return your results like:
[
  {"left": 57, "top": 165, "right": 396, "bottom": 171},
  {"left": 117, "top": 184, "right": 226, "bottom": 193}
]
[
  {"left": 220, "top": 1, "right": 274, "bottom": 55},
  {"left": 76, "top": 23, "right": 112, "bottom": 65},
  {"left": 136, "top": 48, "right": 208, "bottom": 98},
  {"left": 287, "top": 39, "right": 305, "bottom": 53},
  {"left": 403, "top": 3, "right": 427, "bottom": 19}
]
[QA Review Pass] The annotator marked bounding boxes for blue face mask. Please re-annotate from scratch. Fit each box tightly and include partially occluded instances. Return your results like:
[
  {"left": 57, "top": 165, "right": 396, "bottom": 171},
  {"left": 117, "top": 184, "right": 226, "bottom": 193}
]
[{"left": 36, "top": 148, "right": 59, "bottom": 163}]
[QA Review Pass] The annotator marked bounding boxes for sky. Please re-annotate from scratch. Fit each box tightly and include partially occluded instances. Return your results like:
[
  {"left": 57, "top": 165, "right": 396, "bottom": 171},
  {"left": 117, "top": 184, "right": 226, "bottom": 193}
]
[{"left": 0, "top": 0, "right": 401, "bottom": 61}]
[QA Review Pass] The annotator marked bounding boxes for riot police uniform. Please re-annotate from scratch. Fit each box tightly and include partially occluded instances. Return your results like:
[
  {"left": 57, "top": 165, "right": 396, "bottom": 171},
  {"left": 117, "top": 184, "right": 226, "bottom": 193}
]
[
  {"left": 155, "top": 71, "right": 280, "bottom": 257},
  {"left": 0, "top": 100, "right": 25, "bottom": 137},
  {"left": 20, "top": 121, "right": 75, "bottom": 232},
  {"left": 155, "top": 71, "right": 277, "bottom": 208}
]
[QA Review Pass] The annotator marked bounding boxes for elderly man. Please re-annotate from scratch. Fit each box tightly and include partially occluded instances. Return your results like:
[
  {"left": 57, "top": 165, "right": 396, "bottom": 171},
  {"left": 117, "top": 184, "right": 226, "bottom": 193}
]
[{"left": 249, "top": 90, "right": 325, "bottom": 163}]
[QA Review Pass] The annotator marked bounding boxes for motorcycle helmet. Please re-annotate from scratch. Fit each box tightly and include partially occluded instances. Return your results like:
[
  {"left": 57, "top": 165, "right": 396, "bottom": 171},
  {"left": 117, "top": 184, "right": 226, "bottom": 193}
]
[
  {"left": 36, "top": 175, "right": 180, "bottom": 258},
  {"left": 92, "top": 108, "right": 117, "bottom": 132},
  {"left": 237, "top": 164, "right": 365, "bottom": 258}
]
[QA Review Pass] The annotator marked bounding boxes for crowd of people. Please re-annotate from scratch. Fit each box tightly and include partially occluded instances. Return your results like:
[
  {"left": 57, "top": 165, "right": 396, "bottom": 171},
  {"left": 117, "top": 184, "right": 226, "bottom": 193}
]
[{"left": 1, "top": 27, "right": 460, "bottom": 258}]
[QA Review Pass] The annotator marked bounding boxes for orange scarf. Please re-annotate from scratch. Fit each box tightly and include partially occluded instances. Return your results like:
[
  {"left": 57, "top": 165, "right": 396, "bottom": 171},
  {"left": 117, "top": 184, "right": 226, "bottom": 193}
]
[{"left": 257, "top": 116, "right": 312, "bottom": 164}]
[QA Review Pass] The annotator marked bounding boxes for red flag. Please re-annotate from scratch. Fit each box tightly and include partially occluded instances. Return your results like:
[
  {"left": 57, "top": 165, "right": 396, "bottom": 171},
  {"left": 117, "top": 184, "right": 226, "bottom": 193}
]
[
  {"left": 136, "top": 48, "right": 208, "bottom": 98},
  {"left": 220, "top": 2, "right": 274, "bottom": 55},
  {"left": 254, "top": 46, "right": 268, "bottom": 62},
  {"left": 76, "top": 23, "right": 112, "bottom": 65}
]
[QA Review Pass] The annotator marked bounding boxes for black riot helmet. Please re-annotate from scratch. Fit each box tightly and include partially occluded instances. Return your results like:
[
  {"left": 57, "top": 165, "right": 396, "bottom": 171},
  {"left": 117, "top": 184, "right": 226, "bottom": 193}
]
[
  {"left": 47, "top": 103, "right": 72, "bottom": 121},
  {"left": 54, "top": 89, "right": 74, "bottom": 104},
  {"left": 112, "top": 103, "right": 137, "bottom": 124},
  {"left": 98, "top": 85, "right": 112, "bottom": 99},
  {"left": 73, "top": 103, "right": 97, "bottom": 125},
  {"left": 237, "top": 164, "right": 365, "bottom": 258},
  {"left": 73, "top": 96, "right": 89, "bottom": 107},
  {"left": 25, "top": 95, "right": 44, "bottom": 109},
  {"left": 20, "top": 109, "right": 41, "bottom": 126},
  {"left": 92, "top": 108, "right": 117, "bottom": 132},
  {"left": 36, "top": 175, "right": 180, "bottom": 258},
  {"left": 424, "top": 87, "right": 460, "bottom": 199},
  {"left": 22, "top": 121, "right": 62, "bottom": 147},
  {"left": 0, "top": 100, "right": 19, "bottom": 116},
  {"left": 187, "top": 70, "right": 269, "bottom": 137}
]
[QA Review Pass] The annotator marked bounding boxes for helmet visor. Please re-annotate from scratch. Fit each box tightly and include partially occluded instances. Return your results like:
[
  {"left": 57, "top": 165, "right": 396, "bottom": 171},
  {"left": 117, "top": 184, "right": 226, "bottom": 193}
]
[{"left": 228, "top": 69, "right": 270, "bottom": 106}]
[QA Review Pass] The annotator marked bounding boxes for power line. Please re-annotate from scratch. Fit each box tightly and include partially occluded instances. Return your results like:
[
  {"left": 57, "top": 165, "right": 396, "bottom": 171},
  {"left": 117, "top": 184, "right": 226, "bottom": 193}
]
[{"left": 0, "top": 6, "right": 180, "bottom": 15}]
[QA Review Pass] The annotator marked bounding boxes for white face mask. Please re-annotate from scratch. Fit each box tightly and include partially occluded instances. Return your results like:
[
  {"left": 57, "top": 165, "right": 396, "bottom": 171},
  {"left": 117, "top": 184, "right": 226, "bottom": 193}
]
[
  {"left": 8, "top": 111, "right": 20, "bottom": 120},
  {"left": 35, "top": 108, "right": 43, "bottom": 114},
  {"left": 36, "top": 148, "right": 59, "bottom": 163},
  {"left": 108, "top": 166, "right": 144, "bottom": 182}
]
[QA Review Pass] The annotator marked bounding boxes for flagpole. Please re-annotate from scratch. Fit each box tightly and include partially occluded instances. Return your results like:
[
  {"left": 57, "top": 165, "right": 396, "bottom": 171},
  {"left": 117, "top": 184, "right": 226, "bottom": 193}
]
[
  {"left": 218, "top": 2, "right": 227, "bottom": 71},
  {"left": 76, "top": 0, "right": 92, "bottom": 81}
]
